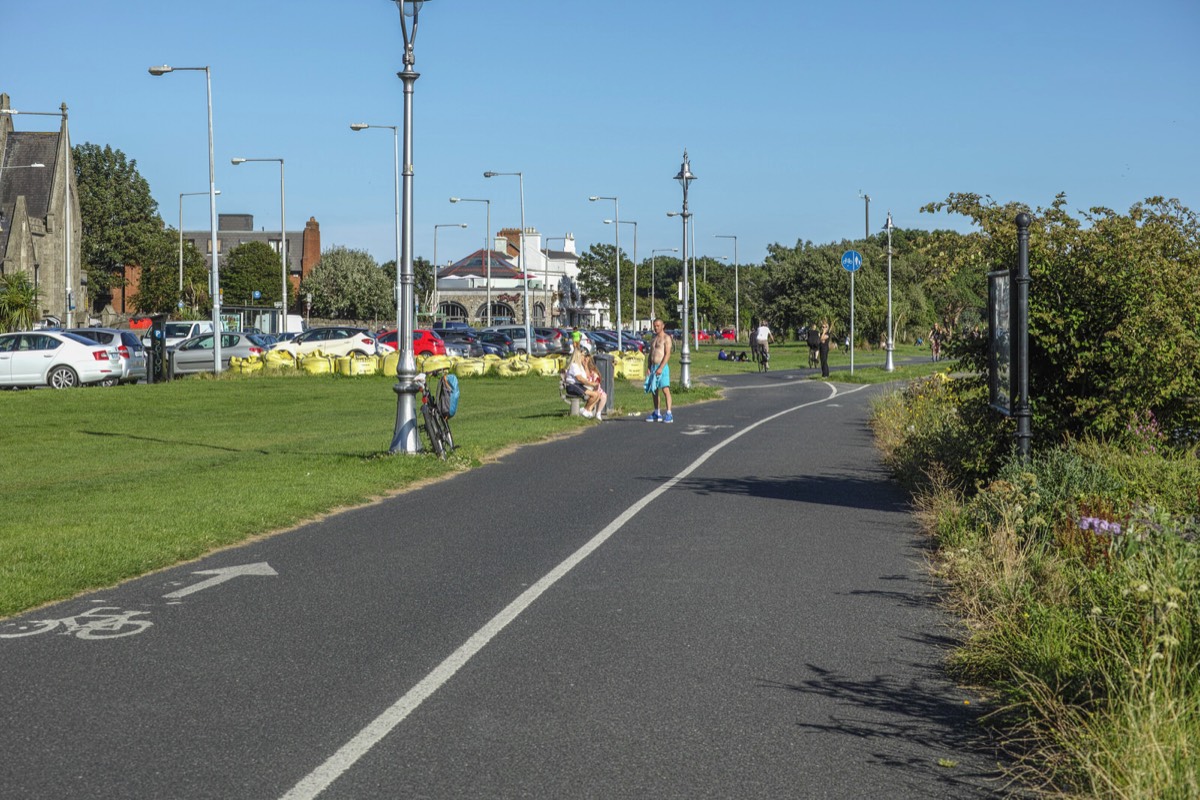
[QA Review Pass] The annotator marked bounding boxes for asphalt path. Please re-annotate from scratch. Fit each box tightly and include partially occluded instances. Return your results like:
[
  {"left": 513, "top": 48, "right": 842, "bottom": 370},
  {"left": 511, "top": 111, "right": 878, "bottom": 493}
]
[{"left": 0, "top": 365, "right": 1006, "bottom": 799}]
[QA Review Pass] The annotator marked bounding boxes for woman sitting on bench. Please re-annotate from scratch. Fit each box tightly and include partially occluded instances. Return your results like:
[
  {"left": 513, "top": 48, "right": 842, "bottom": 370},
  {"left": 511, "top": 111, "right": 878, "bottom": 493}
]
[{"left": 565, "top": 348, "right": 606, "bottom": 420}]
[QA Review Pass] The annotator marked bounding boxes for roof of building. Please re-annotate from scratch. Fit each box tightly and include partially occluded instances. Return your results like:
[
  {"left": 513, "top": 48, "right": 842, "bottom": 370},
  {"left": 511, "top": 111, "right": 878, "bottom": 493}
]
[
  {"left": 440, "top": 248, "right": 523, "bottom": 278},
  {"left": 1, "top": 131, "right": 61, "bottom": 256}
]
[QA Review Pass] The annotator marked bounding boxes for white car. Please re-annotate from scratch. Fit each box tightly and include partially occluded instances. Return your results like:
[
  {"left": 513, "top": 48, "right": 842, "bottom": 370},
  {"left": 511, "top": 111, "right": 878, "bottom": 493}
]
[
  {"left": 267, "top": 326, "right": 393, "bottom": 359},
  {"left": 0, "top": 330, "right": 120, "bottom": 389}
]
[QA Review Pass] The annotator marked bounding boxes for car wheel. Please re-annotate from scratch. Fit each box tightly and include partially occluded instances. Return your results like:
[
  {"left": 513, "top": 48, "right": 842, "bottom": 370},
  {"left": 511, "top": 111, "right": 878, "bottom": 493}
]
[
  {"left": 48, "top": 366, "right": 79, "bottom": 389},
  {"left": 517, "top": 347, "right": 527, "bottom": 355},
  {"left": 350, "top": 349, "right": 369, "bottom": 358},
  {"left": 100, "top": 377, "right": 119, "bottom": 387}
]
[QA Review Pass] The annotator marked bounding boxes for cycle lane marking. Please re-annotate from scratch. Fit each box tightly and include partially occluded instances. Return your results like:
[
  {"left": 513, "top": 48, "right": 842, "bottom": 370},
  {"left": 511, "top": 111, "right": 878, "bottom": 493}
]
[{"left": 281, "top": 381, "right": 870, "bottom": 800}]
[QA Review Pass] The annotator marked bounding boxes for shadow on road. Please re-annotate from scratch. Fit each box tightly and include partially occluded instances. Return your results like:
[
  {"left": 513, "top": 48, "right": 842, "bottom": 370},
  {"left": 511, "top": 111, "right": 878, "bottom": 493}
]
[{"left": 662, "top": 472, "right": 911, "bottom": 514}]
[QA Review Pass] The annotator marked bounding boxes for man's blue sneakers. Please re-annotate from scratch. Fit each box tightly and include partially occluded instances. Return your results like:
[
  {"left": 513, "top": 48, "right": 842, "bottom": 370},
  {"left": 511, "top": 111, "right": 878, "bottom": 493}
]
[
  {"left": 662, "top": 412, "right": 674, "bottom": 423},
  {"left": 646, "top": 411, "right": 660, "bottom": 422}
]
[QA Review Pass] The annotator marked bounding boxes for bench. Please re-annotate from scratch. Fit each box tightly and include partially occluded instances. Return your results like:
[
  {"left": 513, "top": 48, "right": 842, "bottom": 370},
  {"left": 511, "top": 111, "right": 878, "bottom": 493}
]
[{"left": 559, "top": 372, "right": 582, "bottom": 416}]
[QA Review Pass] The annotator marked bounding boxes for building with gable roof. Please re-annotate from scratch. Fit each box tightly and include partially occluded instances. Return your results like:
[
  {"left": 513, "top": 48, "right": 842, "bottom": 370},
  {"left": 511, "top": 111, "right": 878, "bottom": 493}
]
[{"left": 0, "top": 93, "right": 82, "bottom": 326}]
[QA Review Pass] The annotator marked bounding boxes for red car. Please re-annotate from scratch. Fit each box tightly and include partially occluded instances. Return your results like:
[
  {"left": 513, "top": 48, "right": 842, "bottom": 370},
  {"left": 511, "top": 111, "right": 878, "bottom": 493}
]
[
  {"left": 377, "top": 328, "right": 446, "bottom": 356},
  {"left": 720, "top": 328, "right": 736, "bottom": 340},
  {"left": 696, "top": 329, "right": 712, "bottom": 342}
]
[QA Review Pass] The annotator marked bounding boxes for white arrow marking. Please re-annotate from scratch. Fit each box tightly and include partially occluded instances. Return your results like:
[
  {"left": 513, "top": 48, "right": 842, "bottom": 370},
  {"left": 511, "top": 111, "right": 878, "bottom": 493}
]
[
  {"left": 680, "top": 424, "right": 734, "bottom": 436},
  {"left": 163, "top": 562, "right": 278, "bottom": 599}
]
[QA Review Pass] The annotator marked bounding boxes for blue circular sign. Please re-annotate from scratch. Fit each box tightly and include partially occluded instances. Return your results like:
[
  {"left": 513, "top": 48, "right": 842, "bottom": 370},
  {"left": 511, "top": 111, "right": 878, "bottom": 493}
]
[
  {"left": 841, "top": 250, "right": 863, "bottom": 272},
  {"left": 252, "top": 290, "right": 262, "bottom": 299}
]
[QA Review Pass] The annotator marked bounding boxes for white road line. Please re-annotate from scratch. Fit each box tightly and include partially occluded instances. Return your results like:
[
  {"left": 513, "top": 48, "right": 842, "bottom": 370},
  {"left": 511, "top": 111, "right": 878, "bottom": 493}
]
[{"left": 280, "top": 382, "right": 869, "bottom": 800}]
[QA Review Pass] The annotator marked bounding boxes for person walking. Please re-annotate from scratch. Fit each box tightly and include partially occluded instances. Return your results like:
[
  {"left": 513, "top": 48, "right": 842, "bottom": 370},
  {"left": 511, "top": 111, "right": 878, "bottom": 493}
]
[
  {"left": 819, "top": 320, "right": 831, "bottom": 378},
  {"left": 645, "top": 318, "right": 673, "bottom": 423}
]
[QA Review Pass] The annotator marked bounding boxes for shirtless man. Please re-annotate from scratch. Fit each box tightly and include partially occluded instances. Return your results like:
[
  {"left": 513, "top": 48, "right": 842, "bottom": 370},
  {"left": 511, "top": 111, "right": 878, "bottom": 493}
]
[{"left": 646, "top": 318, "right": 673, "bottom": 423}]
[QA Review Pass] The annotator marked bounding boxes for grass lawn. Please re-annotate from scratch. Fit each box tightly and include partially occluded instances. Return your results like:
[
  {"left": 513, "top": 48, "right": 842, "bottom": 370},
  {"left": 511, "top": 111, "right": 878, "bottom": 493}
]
[{"left": 1, "top": 341, "right": 930, "bottom": 617}]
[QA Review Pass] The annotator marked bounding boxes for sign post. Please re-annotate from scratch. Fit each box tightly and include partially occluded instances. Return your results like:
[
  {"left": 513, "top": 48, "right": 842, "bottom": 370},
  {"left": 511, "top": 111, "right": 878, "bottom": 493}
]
[{"left": 841, "top": 250, "right": 862, "bottom": 374}]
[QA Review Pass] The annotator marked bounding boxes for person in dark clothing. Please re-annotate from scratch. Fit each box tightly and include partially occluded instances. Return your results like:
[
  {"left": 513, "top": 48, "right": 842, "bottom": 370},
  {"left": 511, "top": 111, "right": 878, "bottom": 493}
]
[{"left": 819, "top": 320, "right": 831, "bottom": 378}]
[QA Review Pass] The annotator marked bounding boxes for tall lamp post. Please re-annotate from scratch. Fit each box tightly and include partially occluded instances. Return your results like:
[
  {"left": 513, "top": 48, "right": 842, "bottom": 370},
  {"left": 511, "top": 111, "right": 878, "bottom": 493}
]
[
  {"left": 544, "top": 235, "right": 568, "bottom": 326},
  {"left": 673, "top": 150, "right": 695, "bottom": 388},
  {"left": 432, "top": 222, "right": 467, "bottom": 318},
  {"left": 149, "top": 64, "right": 221, "bottom": 373},
  {"left": 884, "top": 211, "right": 895, "bottom": 372},
  {"left": 231, "top": 157, "right": 286, "bottom": 329},
  {"left": 604, "top": 218, "right": 638, "bottom": 331},
  {"left": 589, "top": 196, "right": 622, "bottom": 347},
  {"left": 859, "top": 190, "right": 871, "bottom": 240},
  {"left": 649, "top": 247, "right": 677, "bottom": 323},
  {"left": 386, "top": 0, "right": 435, "bottom": 454},
  {"left": 2, "top": 106, "right": 75, "bottom": 327},
  {"left": 450, "top": 197, "right": 490, "bottom": 324},
  {"left": 714, "top": 233, "right": 737, "bottom": 341},
  {"left": 179, "top": 189, "right": 220, "bottom": 297},
  {"left": 483, "top": 170, "right": 527, "bottom": 352},
  {"left": 350, "top": 123, "right": 401, "bottom": 328}
]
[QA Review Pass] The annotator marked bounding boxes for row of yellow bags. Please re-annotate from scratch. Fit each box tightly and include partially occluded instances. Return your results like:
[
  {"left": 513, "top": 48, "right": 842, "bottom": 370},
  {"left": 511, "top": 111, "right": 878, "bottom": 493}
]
[{"left": 227, "top": 350, "right": 647, "bottom": 381}]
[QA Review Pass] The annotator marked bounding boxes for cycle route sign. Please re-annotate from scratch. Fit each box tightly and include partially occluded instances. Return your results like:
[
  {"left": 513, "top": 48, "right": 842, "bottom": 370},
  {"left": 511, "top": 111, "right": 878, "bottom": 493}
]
[{"left": 841, "top": 250, "right": 863, "bottom": 272}]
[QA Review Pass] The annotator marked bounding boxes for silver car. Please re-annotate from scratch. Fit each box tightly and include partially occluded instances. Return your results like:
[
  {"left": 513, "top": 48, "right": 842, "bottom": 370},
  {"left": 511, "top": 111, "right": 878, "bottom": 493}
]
[
  {"left": 172, "top": 332, "right": 272, "bottom": 375},
  {"left": 66, "top": 328, "right": 148, "bottom": 385}
]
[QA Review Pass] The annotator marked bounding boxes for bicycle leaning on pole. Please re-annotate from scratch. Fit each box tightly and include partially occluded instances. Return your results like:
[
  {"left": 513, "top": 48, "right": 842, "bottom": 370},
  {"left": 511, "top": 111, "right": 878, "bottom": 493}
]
[{"left": 417, "top": 369, "right": 457, "bottom": 458}]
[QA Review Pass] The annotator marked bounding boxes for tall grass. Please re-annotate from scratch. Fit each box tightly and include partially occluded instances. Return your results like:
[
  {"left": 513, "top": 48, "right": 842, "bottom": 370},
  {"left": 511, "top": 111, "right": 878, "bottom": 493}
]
[{"left": 874, "top": 378, "right": 1200, "bottom": 797}]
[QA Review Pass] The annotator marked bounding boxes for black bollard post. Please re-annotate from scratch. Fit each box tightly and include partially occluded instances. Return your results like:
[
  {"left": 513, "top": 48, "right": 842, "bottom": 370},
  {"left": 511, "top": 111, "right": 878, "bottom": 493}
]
[{"left": 1014, "top": 213, "right": 1032, "bottom": 461}]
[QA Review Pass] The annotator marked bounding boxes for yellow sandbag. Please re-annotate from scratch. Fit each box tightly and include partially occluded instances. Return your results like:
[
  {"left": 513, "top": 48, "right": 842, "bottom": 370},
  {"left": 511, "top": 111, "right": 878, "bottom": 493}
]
[
  {"left": 337, "top": 355, "right": 378, "bottom": 376},
  {"left": 527, "top": 356, "right": 559, "bottom": 376},
  {"left": 612, "top": 358, "right": 625, "bottom": 380},
  {"left": 265, "top": 350, "right": 295, "bottom": 369},
  {"left": 495, "top": 359, "right": 531, "bottom": 378},
  {"left": 621, "top": 355, "right": 645, "bottom": 380},
  {"left": 381, "top": 351, "right": 400, "bottom": 375},
  {"left": 302, "top": 355, "right": 333, "bottom": 374},
  {"left": 420, "top": 355, "right": 454, "bottom": 373},
  {"left": 454, "top": 358, "right": 487, "bottom": 377}
]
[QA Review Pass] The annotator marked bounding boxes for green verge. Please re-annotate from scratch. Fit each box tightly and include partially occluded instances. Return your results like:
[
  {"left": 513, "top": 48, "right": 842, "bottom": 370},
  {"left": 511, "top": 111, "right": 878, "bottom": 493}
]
[{"left": 0, "top": 367, "right": 716, "bottom": 617}]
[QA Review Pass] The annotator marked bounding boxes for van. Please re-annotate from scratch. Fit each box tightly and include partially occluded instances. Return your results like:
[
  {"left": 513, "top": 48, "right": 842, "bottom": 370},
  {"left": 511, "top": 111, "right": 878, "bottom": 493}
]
[{"left": 164, "top": 320, "right": 214, "bottom": 349}]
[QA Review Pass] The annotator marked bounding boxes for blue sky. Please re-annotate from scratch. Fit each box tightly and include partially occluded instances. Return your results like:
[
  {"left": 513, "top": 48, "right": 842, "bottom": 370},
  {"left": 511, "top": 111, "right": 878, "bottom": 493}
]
[{"left": 4, "top": 0, "right": 1198, "bottom": 269}]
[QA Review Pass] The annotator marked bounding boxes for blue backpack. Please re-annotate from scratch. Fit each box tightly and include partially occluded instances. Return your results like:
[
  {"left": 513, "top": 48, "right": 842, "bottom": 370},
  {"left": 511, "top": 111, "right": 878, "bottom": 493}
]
[{"left": 438, "top": 373, "right": 460, "bottom": 418}]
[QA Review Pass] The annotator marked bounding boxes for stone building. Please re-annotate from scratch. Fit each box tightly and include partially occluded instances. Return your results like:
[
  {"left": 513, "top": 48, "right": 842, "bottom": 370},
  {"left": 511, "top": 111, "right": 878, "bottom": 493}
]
[{"left": 0, "top": 93, "right": 83, "bottom": 326}]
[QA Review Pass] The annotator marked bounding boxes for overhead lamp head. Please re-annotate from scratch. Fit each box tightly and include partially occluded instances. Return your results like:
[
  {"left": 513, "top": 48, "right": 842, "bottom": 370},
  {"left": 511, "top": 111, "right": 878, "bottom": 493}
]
[
  {"left": 148, "top": 65, "right": 172, "bottom": 76},
  {"left": 483, "top": 171, "right": 497, "bottom": 178},
  {"left": 674, "top": 150, "right": 696, "bottom": 186},
  {"left": 588, "top": 196, "right": 599, "bottom": 202},
  {"left": 603, "top": 219, "right": 613, "bottom": 224},
  {"left": 399, "top": 0, "right": 427, "bottom": 17},
  {"left": 350, "top": 123, "right": 369, "bottom": 131},
  {"left": 231, "top": 158, "right": 247, "bottom": 165},
  {"left": 449, "top": 197, "right": 460, "bottom": 203}
]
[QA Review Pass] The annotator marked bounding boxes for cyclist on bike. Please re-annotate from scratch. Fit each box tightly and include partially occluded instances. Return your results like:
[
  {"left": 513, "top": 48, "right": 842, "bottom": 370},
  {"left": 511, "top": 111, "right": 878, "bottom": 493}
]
[{"left": 753, "top": 319, "right": 774, "bottom": 370}]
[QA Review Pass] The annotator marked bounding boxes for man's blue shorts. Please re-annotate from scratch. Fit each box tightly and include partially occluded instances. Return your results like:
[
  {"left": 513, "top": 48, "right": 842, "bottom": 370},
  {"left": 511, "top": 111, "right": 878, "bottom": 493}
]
[{"left": 652, "top": 364, "right": 670, "bottom": 390}]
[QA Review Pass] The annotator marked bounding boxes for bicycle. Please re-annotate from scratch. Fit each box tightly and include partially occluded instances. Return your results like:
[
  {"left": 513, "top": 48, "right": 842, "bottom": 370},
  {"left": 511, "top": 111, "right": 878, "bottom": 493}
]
[
  {"left": 0, "top": 606, "right": 153, "bottom": 640},
  {"left": 755, "top": 343, "right": 770, "bottom": 372},
  {"left": 417, "top": 369, "right": 455, "bottom": 458}
]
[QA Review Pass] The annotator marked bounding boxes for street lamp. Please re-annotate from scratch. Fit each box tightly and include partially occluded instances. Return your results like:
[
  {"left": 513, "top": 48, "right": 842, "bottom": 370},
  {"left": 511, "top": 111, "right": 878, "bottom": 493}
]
[
  {"left": 714, "top": 234, "right": 738, "bottom": 341},
  {"left": 149, "top": 64, "right": 221, "bottom": 373},
  {"left": 179, "top": 189, "right": 220, "bottom": 297},
  {"left": 351, "top": 123, "right": 401, "bottom": 329},
  {"left": 604, "top": 218, "right": 638, "bottom": 332},
  {"left": 231, "top": 157, "right": 286, "bottom": 330},
  {"left": 2, "top": 106, "right": 74, "bottom": 327},
  {"left": 649, "top": 247, "right": 677, "bottom": 323},
  {"left": 884, "top": 211, "right": 895, "bottom": 372},
  {"left": 450, "top": 197, "right": 490, "bottom": 324},
  {"left": 544, "top": 235, "right": 568, "bottom": 327},
  {"left": 484, "top": 170, "right": 528, "bottom": 354},
  {"left": 384, "top": 0, "right": 435, "bottom": 454},
  {"left": 589, "top": 196, "right": 623, "bottom": 347},
  {"left": 859, "top": 190, "right": 871, "bottom": 240},
  {"left": 433, "top": 222, "right": 467, "bottom": 318},
  {"left": 673, "top": 150, "right": 695, "bottom": 388}
]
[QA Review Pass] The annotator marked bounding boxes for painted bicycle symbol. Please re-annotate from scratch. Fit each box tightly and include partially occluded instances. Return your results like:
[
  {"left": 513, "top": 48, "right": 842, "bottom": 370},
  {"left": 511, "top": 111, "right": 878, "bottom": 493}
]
[{"left": 0, "top": 607, "right": 153, "bottom": 640}]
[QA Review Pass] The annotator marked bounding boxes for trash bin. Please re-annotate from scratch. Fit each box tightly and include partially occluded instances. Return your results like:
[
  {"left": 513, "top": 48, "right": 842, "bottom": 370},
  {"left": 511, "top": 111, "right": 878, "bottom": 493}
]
[{"left": 593, "top": 353, "right": 615, "bottom": 414}]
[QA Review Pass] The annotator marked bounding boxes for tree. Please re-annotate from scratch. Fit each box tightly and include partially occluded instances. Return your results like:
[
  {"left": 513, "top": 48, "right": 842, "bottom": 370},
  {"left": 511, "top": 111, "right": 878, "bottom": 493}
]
[
  {"left": 72, "top": 143, "right": 162, "bottom": 309},
  {"left": 0, "top": 272, "right": 40, "bottom": 332},
  {"left": 577, "top": 242, "right": 635, "bottom": 324},
  {"left": 300, "top": 246, "right": 394, "bottom": 324},
  {"left": 223, "top": 241, "right": 290, "bottom": 308},
  {"left": 133, "top": 229, "right": 208, "bottom": 315},
  {"left": 380, "top": 257, "right": 432, "bottom": 319}
]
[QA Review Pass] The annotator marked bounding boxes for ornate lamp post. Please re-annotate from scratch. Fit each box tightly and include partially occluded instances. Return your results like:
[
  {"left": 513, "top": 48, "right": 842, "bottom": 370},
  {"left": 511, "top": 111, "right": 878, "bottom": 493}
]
[
  {"left": 386, "top": 0, "right": 435, "bottom": 454},
  {"left": 450, "top": 197, "right": 490, "bottom": 324},
  {"left": 673, "top": 150, "right": 695, "bottom": 388},
  {"left": 714, "top": 234, "right": 737, "bottom": 341},
  {"left": 350, "top": 123, "right": 401, "bottom": 328},
  {"left": 483, "top": 171, "right": 527, "bottom": 352},
  {"left": 231, "top": 158, "right": 287, "bottom": 328},
  {"left": 884, "top": 211, "right": 895, "bottom": 372},
  {"left": 149, "top": 65, "right": 221, "bottom": 373}
]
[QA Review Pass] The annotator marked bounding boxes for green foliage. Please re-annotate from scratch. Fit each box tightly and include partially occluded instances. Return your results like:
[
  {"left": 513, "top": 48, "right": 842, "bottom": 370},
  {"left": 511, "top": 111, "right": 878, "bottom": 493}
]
[
  {"left": 301, "top": 246, "right": 394, "bottom": 323},
  {"left": 222, "top": 240, "right": 290, "bottom": 308},
  {"left": 131, "top": 228, "right": 209, "bottom": 315},
  {"left": 0, "top": 271, "right": 41, "bottom": 331},
  {"left": 922, "top": 193, "right": 1200, "bottom": 443},
  {"left": 72, "top": 143, "right": 162, "bottom": 308}
]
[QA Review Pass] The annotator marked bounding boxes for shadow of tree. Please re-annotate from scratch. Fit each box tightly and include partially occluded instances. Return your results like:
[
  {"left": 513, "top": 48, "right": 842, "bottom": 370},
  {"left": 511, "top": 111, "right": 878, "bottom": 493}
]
[{"left": 659, "top": 473, "right": 911, "bottom": 514}]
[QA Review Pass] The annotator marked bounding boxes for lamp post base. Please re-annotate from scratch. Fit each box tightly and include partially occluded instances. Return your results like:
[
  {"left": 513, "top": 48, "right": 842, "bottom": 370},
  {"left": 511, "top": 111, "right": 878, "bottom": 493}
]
[
  {"left": 885, "top": 344, "right": 895, "bottom": 372},
  {"left": 679, "top": 346, "right": 691, "bottom": 389},
  {"left": 389, "top": 377, "right": 422, "bottom": 454}
]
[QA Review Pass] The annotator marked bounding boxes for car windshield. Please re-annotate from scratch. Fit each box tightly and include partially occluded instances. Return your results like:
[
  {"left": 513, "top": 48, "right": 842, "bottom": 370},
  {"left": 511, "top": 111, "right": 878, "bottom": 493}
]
[{"left": 165, "top": 323, "right": 195, "bottom": 338}]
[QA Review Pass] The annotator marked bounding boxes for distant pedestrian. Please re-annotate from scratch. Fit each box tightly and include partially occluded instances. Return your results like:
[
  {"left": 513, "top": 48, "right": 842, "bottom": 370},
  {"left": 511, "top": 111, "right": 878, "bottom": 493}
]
[
  {"left": 645, "top": 318, "right": 674, "bottom": 423},
  {"left": 819, "top": 320, "right": 831, "bottom": 378}
]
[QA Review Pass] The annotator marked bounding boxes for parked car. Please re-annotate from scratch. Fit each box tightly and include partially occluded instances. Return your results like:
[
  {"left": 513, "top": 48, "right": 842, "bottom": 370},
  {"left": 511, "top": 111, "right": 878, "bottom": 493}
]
[
  {"left": 477, "top": 330, "right": 515, "bottom": 356},
  {"left": 437, "top": 330, "right": 485, "bottom": 358},
  {"left": 432, "top": 321, "right": 475, "bottom": 337},
  {"left": 584, "top": 330, "right": 621, "bottom": 353},
  {"left": 720, "top": 328, "right": 736, "bottom": 340},
  {"left": 535, "top": 327, "right": 570, "bottom": 355},
  {"left": 0, "top": 330, "right": 120, "bottom": 389},
  {"left": 268, "top": 326, "right": 392, "bottom": 358},
  {"left": 483, "top": 325, "right": 550, "bottom": 356},
  {"left": 65, "top": 327, "right": 147, "bottom": 385},
  {"left": 376, "top": 328, "right": 447, "bottom": 356},
  {"left": 172, "top": 332, "right": 272, "bottom": 374},
  {"left": 595, "top": 330, "right": 644, "bottom": 352}
]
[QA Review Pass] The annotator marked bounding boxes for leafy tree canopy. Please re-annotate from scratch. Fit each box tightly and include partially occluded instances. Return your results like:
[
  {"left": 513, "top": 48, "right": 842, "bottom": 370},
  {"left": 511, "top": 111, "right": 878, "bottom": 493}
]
[
  {"left": 132, "top": 229, "right": 208, "bottom": 316},
  {"left": 301, "top": 246, "right": 394, "bottom": 325},
  {"left": 222, "top": 241, "right": 290, "bottom": 309}
]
